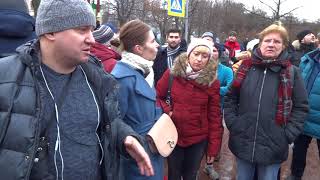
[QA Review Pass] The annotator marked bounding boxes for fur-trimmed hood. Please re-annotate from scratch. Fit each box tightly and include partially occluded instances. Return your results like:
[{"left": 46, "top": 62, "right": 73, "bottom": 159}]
[
  {"left": 171, "top": 52, "right": 218, "bottom": 86},
  {"left": 292, "top": 40, "right": 301, "bottom": 50}
]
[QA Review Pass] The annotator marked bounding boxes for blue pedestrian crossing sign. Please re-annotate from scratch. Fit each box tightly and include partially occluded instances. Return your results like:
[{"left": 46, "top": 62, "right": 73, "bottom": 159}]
[{"left": 168, "top": 0, "right": 185, "bottom": 17}]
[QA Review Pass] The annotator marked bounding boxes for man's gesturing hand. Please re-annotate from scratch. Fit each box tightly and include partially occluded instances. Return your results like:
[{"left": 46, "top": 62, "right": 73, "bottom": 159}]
[{"left": 124, "top": 136, "right": 155, "bottom": 176}]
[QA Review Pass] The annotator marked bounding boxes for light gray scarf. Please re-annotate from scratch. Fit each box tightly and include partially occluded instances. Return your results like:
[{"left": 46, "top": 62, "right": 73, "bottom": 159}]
[{"left": 121, "top": 51, "right": 154, "bottom": 87}]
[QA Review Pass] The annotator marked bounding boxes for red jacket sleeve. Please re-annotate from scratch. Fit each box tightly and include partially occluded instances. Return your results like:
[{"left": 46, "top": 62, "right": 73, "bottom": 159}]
[
  {"left": 207, "top": 80, "right": 223, "bottom": 157},
  {"left": 156, "top": 69, "right": 172, "bottom": 114}
]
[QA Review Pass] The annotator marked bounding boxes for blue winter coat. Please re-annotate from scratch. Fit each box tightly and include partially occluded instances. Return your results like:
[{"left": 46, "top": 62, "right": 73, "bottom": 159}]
[
  {"left": 112, "top": 62, "right": 164, "bottom": 180},
  {"left": 300, "top": 48, "right": 320, "bottom": 139},
  {"left": 217, "top": 63, "right": 233, "bottom": 96}
]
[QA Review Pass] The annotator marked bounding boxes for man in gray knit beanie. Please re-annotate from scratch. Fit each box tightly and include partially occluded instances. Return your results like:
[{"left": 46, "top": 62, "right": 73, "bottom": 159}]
[
  {"left": 0, "top": 0, "right": 155, "bottom": 179},
  {"left": 35, "top": 0, "right": 96, "bottom": 36}
]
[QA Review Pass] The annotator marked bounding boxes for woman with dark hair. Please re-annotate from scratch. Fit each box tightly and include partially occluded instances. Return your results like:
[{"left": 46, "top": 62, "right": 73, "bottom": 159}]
[
  {"left": 111, "top": 19, "right": 163, "bottom": 180},
  {"left": 201, "top": 41, "right": 233, "bottom": 180},
  {"left": 212, "top": 43, "right": 234, "bottom": 97},
  {"left": 224, "top": 22, "right": 309, "bottom": 180}
]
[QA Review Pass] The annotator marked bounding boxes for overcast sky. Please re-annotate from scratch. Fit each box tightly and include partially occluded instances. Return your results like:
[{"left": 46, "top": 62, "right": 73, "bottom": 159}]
[
  {"left": 233, "top": 0, "right": 319, "bottom": 22},
  {"left": 43, "top": 0, "right": 317, "bottom": 22}
]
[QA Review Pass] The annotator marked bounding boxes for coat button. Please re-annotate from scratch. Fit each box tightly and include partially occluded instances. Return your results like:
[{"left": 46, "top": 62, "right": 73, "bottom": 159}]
[
  {"left": 37, "top": 147, "right": 43, "bottom": 151},
  {"left": 34, "top": 158, "right": 39, "bottom": 163},
  {"left": 25, "top": 155, "right": 30, "bottom": 160}
]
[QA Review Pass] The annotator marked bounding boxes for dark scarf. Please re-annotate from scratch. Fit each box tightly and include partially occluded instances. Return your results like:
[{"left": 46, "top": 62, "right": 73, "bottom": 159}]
[
  {"left": 300, "top": 43, "right": 316, "bottom": 54},
  {"left": 167, "top": 45, "right": 180, "bottom": 69},
  {"left": 232, "top": 49, "right": 293, "bottom": 125}
]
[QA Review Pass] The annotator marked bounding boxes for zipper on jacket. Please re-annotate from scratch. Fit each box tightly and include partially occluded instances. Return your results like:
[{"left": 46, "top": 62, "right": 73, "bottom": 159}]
[
  {"left": 26, "top": 64, "right": 42, "bottom": 178},
  {"left": 251, "top": 68, "right": 267, "bottom": 162}
]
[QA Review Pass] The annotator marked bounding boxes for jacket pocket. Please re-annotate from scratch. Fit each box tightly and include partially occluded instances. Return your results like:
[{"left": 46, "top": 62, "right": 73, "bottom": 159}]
[{"left": 229, "top": 114, "right": 250, "bottom": 136}]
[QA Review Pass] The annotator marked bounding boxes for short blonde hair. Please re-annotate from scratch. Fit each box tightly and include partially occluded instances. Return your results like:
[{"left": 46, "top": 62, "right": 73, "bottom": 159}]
[
  {"left": 258, "top": 21, "right": 289, "bottom": 48},
  {"left": 191, "top": 46, "right": 211, "bottom": 54}
]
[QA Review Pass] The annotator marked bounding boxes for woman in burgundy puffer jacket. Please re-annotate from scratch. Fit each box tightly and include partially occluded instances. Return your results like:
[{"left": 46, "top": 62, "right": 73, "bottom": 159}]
[{"left": 156, "top": 38, "right": 223, "bottom": 180}]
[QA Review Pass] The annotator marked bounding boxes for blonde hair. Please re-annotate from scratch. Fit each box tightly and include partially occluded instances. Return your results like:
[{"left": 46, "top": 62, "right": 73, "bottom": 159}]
[
  {"left": 191, "top": 46, "right": 211, "bottom": 54},
  {"left": 258, "top": 21, "right": 289, "bottom": 48}
]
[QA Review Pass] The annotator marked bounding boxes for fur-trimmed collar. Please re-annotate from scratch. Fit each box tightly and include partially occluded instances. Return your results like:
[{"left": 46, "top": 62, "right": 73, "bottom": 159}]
[
  {"left": 171, "top": 52, "right": 218, "bottom": 86},
  {"left": 292, "top": 39, "right": 316, "bottom": 51}
]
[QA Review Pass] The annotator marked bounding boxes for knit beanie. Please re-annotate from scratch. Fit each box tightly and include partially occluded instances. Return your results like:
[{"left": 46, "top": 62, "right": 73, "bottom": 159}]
[
  {"left": 93, "top": 24, "right": 114, "bottom": 44},
  {"left": 187, "top": 38, "right": 213, "bottom": 57},
  {"left": 229, "top": 31, "right": 237, "bottom": 37},
  {"left": 297, "top": 30, "right": 313, "bottom": 42},
  {"left": 35, "top": 0, "right": 96, "bottom": 36},
  {"left": 201, "top": 32, "right": 215, "bottom": 41}
]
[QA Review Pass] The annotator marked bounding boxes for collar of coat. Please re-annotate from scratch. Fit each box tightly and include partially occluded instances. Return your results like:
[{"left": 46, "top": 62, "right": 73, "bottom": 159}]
[
  {"left": 171, "top": 52, "right": 218, "bottom": 86},
  {"left": 15, "top": 39, "right": 118, "bottom": 96}
]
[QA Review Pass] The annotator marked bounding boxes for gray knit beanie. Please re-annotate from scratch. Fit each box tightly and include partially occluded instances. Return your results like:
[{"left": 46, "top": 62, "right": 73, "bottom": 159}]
[
  {"left": 35, "top": 0, "right": 96, "bottom": 36},
  {"left": 93, "top": 25, "right": 114, "bottom": 44},
  {"left": 201, "top": 32, "right": 214, "bottom": 40}
]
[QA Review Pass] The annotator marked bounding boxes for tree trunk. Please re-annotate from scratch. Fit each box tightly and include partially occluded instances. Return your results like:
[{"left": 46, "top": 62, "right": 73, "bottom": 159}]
[{"left": 31, "top": 0, "right": 41, "bottom": 17}]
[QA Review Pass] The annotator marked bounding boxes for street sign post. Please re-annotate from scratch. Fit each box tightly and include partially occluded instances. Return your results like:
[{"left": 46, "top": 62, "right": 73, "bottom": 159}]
[{"left": 167, "top": 0, "right": 185, "bottom": 17}]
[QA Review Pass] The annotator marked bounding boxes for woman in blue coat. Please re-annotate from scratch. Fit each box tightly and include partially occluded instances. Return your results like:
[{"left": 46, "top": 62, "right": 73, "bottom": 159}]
[
  {"left": 111, "top": 20, "right": 163, "bottom": 180},
  {"left": 213, "top": 44, "right": 234, "bottom": 97},
  {"left": 289, "top": 48, "right": 320, "bottom": 179}
]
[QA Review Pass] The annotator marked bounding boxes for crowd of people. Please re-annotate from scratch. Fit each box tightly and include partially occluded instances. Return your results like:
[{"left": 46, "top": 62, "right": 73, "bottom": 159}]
[{"left": 1, "top": 0, "right": 320, "bottom": 180}]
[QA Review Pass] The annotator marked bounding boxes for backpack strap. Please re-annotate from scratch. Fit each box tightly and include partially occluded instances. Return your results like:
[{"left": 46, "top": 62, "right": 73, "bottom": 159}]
[{"left": 165, "top": 73, "right": 174, "bottom": 110}]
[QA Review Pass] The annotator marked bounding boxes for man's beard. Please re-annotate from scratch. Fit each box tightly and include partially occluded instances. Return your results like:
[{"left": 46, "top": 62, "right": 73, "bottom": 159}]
[{"left": 169, "top": 43, "right": 179, "bottom": 49}]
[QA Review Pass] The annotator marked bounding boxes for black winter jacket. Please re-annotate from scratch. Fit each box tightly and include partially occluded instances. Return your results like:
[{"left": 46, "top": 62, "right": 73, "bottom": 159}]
[
  {"left": 0, "top": 41, "right": 136, "bottom": 180},
  {"left": 224, "top": 49, "right": 309, "bottom": 165},
  {"left": 152, "top": 44, "right": 187, "bottom": 86},
  {"left": 291, "top": 43, "right": 316, "bottom": 67}
]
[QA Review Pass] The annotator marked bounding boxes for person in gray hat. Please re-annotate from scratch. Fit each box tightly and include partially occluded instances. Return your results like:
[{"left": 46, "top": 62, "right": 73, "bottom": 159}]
[
  {"left": 201, "top": 31, "right": 221, "bottom": 44},
  {"left": 91, "top": 24, "right": 121, "bottom": 73},
  {"left": 0, "top": 0, "right": 154, "bottom": 179}
]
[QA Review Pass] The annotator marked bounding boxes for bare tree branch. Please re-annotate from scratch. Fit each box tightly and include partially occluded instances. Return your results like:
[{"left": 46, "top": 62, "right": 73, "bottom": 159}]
[
  {"left": 271, "top": 0, "right": 278, "bottom": 6},
  {"left": 259, "top": 0, "right": 276, "bottom": 13},
  {"left": 243, "top": 7, "right": 272, "bottom": 21},
  {"left": 258, "top": 0, "right": 301, "bottom": 21},
  {"left": 279, "top": 6, "right": 302, "bottom": 18}
]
